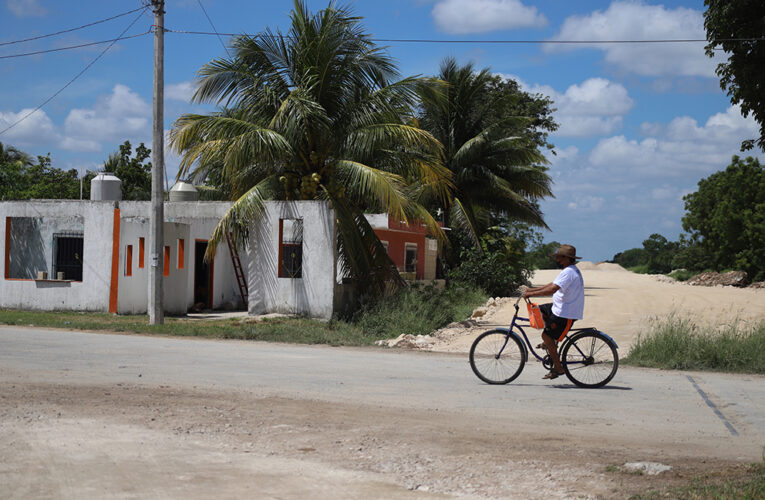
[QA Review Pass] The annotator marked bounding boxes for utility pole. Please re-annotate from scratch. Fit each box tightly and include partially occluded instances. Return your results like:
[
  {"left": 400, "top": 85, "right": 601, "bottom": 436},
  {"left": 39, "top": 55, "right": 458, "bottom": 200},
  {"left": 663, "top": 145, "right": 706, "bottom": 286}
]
[{"left": 149, "top": 0, "right": 165, "bottom": 324}]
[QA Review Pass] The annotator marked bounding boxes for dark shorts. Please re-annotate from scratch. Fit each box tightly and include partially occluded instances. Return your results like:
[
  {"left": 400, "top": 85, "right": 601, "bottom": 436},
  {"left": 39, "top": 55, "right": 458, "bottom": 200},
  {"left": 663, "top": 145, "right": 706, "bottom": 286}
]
[{"left": 538, "top": 303, "right": 575, "bottom": 342}]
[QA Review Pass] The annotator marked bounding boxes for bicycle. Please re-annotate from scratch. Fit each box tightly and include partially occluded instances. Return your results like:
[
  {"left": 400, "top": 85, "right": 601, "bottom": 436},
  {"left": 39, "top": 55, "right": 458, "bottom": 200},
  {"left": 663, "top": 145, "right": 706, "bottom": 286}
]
[{"left": 469, "top": 296, "right": 619, "bottom": 388}]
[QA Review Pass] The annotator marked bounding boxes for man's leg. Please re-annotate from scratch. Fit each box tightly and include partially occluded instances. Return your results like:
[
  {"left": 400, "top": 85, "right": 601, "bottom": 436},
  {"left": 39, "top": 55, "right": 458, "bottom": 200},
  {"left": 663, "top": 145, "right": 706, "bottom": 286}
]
[{"left": 542, "top": 331, "right": 564, "bottom": 374}]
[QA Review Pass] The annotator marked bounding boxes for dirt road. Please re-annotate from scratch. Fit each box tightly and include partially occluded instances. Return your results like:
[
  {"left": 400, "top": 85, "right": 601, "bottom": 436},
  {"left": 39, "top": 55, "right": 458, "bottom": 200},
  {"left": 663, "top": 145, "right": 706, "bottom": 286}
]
[{"left": 426, "top": 263, "right": 765, "bottom": 354}]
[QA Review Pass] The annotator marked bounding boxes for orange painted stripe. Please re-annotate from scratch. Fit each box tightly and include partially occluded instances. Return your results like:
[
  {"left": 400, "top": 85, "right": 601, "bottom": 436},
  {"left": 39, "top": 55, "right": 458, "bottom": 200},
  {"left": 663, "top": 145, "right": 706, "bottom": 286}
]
[
  {"left": 125, "top": 245, "right": 133, "bottom": 276},
  {"left": 163, "top": 246, "right": 170, "bottom": 277},
  {"left": 4, "top": 217, "right": 11, "bottom": 280},
  {"left": 138, "top": 237, "right": 145, "bottom": 268},
  {"left": 178, "top": 239, "right": 185, "bottom": 270},
  {"left": 108, "top": 208, "right": 121, "bottom": 313}
]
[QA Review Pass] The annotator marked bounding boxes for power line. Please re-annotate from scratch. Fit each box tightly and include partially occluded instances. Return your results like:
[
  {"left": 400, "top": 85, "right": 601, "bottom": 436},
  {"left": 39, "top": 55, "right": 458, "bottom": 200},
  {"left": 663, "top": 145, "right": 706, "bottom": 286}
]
[
  {"left": 0, "top": 8, "right": 148, "bottom": 137},
  {"left": 162, "top": 28, "right": 765, "bottom": 45},
  {"left": 195, "top": 0, "right": 231, "bottom": 57},
  {"left": 0, "top": 6, "right": 147, "bottom": 47},
  {"left": 0, "top": 32, "right": 150, "bottom": 60}
]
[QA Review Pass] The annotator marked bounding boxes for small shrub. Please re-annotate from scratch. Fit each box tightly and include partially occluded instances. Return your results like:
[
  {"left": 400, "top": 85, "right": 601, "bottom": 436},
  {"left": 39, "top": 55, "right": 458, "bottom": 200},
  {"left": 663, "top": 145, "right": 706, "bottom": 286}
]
[{"left": 667, "top": 269, "right": 695, "bottom": 281}]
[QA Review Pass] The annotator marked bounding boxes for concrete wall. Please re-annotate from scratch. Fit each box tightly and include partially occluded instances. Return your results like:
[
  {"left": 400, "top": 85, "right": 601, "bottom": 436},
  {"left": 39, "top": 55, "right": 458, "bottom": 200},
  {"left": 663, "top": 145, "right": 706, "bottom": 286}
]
[
  {"left": 116, "top": 201, "right": 242, "bottom": 314},
  {"left": 247, "top": 201, "right": 337, "bottom": 319},
  {"left": 1, "top": 201, "right": 116, "bottom": 311}
]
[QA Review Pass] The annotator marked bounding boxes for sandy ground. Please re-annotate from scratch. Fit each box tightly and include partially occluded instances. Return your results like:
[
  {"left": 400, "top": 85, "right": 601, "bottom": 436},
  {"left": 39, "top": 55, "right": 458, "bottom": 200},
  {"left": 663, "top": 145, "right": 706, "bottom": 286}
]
[{"left": 426, "top": 262, "right": 765, "bottom": 354}]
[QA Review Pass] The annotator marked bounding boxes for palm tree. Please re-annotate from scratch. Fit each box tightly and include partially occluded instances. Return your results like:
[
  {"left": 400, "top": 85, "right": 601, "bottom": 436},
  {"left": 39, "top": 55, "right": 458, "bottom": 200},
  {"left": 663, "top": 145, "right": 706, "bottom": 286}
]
[
  {"left": 170, "top": 1, "right": 450, "bottom": 293},
  {"left": 418, "top": 58, "right": 554, "bottom": 253}
]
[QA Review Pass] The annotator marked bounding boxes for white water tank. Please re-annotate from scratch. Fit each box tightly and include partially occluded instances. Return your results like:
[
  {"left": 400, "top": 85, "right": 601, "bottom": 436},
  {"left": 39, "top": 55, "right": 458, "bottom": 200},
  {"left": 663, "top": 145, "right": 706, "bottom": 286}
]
[
  {"left": 90, "top": 172, "right": 122, "bottom": 201},
  {"left": 169, "top": 180, "right": 199, "bottom": 201}
]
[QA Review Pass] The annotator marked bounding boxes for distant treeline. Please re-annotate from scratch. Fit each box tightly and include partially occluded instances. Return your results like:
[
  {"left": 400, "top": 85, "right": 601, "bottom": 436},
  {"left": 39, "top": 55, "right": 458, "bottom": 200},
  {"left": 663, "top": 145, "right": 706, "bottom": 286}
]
[{"left": 610, "top": 156, "right": 764, "bottom": 281}]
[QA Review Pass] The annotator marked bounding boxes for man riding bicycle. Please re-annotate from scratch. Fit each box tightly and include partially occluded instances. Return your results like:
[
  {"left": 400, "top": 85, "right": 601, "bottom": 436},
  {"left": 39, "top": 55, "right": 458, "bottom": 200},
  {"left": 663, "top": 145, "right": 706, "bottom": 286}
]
[{"left": 522, "top": 244, "right": 584, "bottom": 380}]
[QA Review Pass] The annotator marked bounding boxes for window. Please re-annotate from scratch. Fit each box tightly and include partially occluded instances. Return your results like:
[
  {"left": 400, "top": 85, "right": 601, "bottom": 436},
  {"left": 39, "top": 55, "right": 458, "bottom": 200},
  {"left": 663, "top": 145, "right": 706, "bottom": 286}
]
[
  {"left": 177, "top": 239, "right": 185, "bottom": 270},
  {"left": 163, "top": 246, "right": 170, "bottom": 277},
  {"left": 279, "top": 218, "right": 303, "bottom": 278},
  {"left": 405, "top": 243, "right": 417, "bottom": 273},
  {"left": 53, "top": 232, "right": 84, "bottom": 281},
  {"left": 138, "top": 237, "right": 145, "bottom": 268},
  {"left": 125, "top": 245, "right": 133, "bottom": 276}
]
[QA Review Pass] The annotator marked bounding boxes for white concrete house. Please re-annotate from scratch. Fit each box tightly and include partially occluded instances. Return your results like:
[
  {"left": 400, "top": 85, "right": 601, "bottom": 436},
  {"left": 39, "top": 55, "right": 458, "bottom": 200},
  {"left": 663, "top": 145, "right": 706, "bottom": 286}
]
[
  {"left": 1, "top": 199, "right": 340, "bottom": 318},
  {"left": 1, "top": 198, "right": 438, "bottom": 319}
]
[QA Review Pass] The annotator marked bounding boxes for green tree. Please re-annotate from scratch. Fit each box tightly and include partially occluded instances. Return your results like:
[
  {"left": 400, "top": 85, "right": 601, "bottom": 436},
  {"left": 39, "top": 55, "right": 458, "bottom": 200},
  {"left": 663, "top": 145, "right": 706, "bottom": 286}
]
[
  {"left": 101, "top": 141, "right": 152, "bottom": 201},
  {"left": 0, "top": 142, "right": 33, "bottom": 200},
  {"left": 417, "top": 58, "right": 555, "bottom": 264},
  {"left": 611, "top": 247, "right": 648, "bottom": 269},
  {"left": 169, "top": 1, "right": 449, "bottom": 294},
  {"left": 0, "top": 143, "right": 80, "bottom": 200},
  {"left": 527, "top": 240, "right": 562, "bottom": 270},
  {"left": 682, "top": 156, "right": 765, "bottom": 280},
  {"left": 641, "top": 233, "right": 677, "bottom": 274},
  {"left": 704, "top": 0, "right": 765, "bottom": 151}
]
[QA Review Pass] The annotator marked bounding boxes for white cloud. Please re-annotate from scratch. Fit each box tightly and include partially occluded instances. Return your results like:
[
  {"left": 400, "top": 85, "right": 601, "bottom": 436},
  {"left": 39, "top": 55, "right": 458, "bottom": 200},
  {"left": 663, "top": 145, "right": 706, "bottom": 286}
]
[
  {"left": 6, "top": 0, "right": 46, "bottom": 17},
  {"left": 432, "top": 0, "right": 547, "bottom": 34},
  {"left": 166, "top": 82, "right": 195, "bottom": 102},
  {"left": 0, "top": 109, "right": 60, "bottom": 147},
  {"left": 567, "top": 195, "right": 605, "bottom": 212},
  {"left": 546, "top": 1, "right": 715, "bottom": 78},
  {"left": 62, "top": 84, "right": 151, "bottom": 152},
  {"left": 520, "top": 77, "right": 634, "bottom": 138},
  {"left": 588, "top": 105, "right": 760, "bottom": 178}
]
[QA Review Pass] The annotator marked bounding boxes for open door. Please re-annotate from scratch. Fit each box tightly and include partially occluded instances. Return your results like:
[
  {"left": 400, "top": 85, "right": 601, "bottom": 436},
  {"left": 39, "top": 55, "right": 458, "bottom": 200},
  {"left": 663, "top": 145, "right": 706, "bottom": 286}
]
[{"left": 193, "top": 240, "right": 214, "bottom": 309}]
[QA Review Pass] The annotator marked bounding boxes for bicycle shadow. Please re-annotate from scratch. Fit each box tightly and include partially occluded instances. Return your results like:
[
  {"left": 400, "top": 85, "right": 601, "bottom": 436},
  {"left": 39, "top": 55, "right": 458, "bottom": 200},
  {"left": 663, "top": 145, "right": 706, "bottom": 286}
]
[{"left": 550, "top": 384, "right": 633, "bottom": 390}]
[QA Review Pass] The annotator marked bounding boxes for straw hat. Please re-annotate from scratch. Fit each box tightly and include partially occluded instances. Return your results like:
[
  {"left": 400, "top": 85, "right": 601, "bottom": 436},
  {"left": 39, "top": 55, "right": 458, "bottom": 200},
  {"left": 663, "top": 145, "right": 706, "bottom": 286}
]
[{"left": 551, "top": 244, "right": 581, "bottom": 260}]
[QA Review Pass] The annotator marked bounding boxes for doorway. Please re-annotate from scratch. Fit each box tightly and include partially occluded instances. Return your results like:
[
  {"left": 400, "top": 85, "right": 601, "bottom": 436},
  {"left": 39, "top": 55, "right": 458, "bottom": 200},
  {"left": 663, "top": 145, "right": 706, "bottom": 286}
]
[{"left": 194, "top": 240, "right": 214, "bottom": 309}]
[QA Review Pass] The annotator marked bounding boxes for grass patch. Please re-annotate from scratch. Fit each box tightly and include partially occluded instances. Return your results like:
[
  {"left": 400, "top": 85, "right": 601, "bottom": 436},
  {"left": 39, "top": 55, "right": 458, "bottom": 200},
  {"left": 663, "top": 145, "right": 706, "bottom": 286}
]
[
  {"left": 0, "top": 309, "right": 377, "bottom": 346},
  {"left": 0, "top": 284, "right": 487, "bottom": 346},
  {"left": 628, "top": 461, "right": 764, "bottom": 500},
  {"left": 667, "top": 269, "right": 696, "bottom": 281},
  {"left": 624, "top": 315, "right": 765, "bottom": 374},
  {"left": 352, "top": 284, "right": 487, "bottom": 339},
  {"left": 627, "top": 264, "right": 651, "bottom": 274}
]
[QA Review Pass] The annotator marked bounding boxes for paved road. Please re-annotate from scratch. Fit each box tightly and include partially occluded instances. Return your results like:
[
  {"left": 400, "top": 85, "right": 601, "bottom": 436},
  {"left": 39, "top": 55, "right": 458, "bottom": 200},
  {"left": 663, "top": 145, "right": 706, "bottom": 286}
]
[
  {"left": 1, "top": 326, "right": 765, "bottom": 499},
  {"left": 1, "top": 326, "right": 764, "bottom": 455}
]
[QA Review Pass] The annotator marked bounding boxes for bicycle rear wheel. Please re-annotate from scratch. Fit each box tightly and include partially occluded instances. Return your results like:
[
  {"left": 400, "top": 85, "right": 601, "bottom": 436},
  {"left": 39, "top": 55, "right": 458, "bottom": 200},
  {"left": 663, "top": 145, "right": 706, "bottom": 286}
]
[
  {"left": 469, "top": 329, "right": 525, "bottom": 384},
  {"left": 561, "top": 331, "right": 618, "bottom": 388}
]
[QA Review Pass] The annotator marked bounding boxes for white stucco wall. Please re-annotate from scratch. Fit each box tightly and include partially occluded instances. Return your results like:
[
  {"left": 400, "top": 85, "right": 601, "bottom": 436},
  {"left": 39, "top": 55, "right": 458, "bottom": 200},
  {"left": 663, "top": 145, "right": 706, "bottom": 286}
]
[
  {"left": 0, "top": 201, "right": 116, "bottom": 311},
  {"left": 116, "top": 201, "right": 242, "bottom": 314},
  {"left": 247, "top": 201, "right": 337, "bottom": 319}
]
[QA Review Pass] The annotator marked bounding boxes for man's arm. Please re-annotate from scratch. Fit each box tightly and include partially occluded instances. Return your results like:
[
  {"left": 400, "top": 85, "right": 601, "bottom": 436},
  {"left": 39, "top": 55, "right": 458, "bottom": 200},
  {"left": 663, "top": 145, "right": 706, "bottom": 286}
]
[{"left": 522, "top": 282, "right": 560, "bottom": 298}]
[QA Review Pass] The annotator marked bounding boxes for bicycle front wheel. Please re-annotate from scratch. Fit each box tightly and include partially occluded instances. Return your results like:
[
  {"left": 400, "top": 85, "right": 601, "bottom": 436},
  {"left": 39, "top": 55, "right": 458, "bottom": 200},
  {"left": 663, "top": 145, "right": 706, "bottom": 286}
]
[
  {"left": 561, "top": 331, "right": 618, "bottom": 388},
  {"left": 469, "top": 329, "right": 525, "bottom": 385}
]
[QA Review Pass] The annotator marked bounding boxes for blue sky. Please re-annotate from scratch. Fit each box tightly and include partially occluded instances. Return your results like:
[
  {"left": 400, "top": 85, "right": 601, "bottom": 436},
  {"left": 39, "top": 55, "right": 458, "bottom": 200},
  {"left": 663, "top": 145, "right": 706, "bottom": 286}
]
[{"left": 1, "top": 0, "right": 763, "bottom": 261}]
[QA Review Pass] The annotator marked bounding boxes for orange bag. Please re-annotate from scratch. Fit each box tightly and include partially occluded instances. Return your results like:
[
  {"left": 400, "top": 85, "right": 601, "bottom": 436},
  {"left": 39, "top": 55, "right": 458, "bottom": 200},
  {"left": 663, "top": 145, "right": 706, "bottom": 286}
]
[{"left": 526, "top": 301, "right": 545, "bottom": 329}]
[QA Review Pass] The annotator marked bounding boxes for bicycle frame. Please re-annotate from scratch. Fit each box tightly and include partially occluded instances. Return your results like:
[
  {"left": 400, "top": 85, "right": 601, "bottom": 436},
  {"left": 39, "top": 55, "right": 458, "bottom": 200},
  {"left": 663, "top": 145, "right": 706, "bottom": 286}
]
[{"left": 496, "top": 298, "right": 618, "bottom": 367}]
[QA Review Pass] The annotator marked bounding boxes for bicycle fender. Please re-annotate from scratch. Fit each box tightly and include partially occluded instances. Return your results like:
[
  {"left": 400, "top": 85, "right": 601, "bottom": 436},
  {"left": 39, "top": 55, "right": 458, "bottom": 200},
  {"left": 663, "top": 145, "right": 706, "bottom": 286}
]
[{"left": 596, "top": 330, "right": 619, "bottom": 349}]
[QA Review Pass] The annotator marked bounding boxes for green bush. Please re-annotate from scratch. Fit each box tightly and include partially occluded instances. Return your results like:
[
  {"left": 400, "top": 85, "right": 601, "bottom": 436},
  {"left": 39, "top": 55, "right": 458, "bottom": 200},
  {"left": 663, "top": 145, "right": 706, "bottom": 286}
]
[
  {"left": 353, "top": 283, "right": 487, "bottom": 339},
  {"left": 447, "top": 249, "right": 530, "bottom": 297},
  {"left": 667, "top": 269, "right": 696, "bottom": 281},
  {"left": 624, "top": 315, "right": 765, "bottom": 373}
]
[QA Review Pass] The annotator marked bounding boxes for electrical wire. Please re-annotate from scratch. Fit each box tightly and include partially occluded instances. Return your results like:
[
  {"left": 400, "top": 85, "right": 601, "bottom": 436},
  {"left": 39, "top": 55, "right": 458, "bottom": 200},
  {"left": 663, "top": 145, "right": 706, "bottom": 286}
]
[
  {"left": 0, "top": 32, "right": 150, "bottom": 60},
  {"left": 0, "top": 7, "right": 149, "bottom": 137},
  {"left": 162, "top": 28, "right": 765, "bottom": 45},
  {"left": 0, "top": 6, "right": 147, "bottom": 47},
  {"left": 195, "top": 0, "right": 231, "bottom": 57}
]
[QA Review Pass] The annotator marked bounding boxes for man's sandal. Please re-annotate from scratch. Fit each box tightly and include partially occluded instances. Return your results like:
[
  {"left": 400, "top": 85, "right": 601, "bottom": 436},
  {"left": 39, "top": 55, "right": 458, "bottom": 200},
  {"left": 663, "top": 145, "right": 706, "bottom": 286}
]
[{"left": 543, "top": 370, "right": 564, "bottom": 380}]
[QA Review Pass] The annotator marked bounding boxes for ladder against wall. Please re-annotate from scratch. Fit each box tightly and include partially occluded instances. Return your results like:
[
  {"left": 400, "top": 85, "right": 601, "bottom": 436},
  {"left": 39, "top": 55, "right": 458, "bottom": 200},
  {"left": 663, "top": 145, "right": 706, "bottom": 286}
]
[{"left": 226, "top": 233, "right": 248, "bottom": 308}]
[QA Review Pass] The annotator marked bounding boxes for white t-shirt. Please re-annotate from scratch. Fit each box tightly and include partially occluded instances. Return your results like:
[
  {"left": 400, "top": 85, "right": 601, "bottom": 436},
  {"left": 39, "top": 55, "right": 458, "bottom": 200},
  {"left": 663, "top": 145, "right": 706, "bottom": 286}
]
[{"left": 552, "top": 265, "right": 584, "bottom": 320}]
